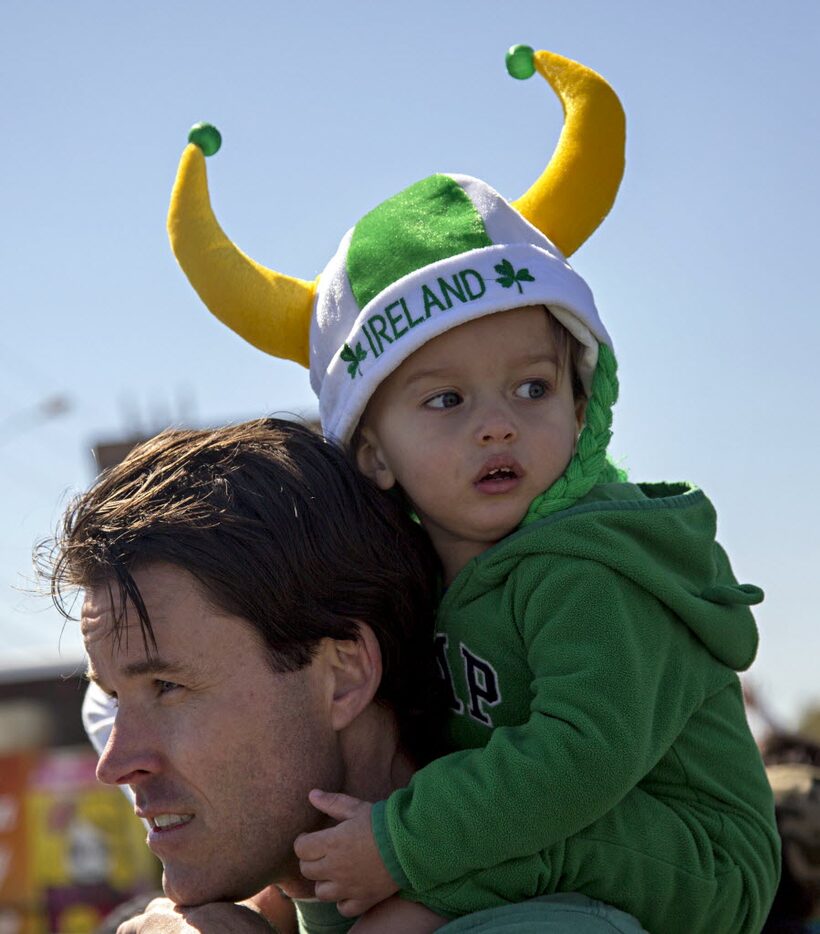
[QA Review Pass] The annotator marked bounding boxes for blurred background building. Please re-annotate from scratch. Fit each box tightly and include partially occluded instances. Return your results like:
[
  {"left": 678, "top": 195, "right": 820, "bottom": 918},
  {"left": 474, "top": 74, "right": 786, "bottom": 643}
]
[
  {"left": 0, "top": 425, "right": 172, "bottom": 934},
  {"left": 0, "top": 659, "right": 159, "bottom": 934}
]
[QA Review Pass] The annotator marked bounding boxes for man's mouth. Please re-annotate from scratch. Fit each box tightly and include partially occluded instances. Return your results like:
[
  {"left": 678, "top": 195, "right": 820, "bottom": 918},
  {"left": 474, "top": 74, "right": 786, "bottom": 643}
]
[{"left": 149, "top": 813, "right": 194, "bottom": 831}]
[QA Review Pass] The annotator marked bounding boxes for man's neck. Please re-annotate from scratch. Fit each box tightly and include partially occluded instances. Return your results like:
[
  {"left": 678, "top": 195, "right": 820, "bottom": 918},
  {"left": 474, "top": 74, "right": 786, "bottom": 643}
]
[
  {"left": 279, "top": 703, "right": 412, "bottom": 900},
  {"left": 341, "top": 702, "right": 414, "bottom": 800}
]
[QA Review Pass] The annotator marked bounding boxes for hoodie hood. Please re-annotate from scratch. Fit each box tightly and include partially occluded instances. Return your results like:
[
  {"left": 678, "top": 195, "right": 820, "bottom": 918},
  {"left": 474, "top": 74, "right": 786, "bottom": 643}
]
[{"left": 466, "top": 481, "right": 762, "bottom": 671}]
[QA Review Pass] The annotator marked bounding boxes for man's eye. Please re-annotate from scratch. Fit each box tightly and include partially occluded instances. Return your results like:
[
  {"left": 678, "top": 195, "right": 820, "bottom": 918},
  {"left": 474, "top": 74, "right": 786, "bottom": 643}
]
[
  {"left": 514, "top": 380, "right": 548, "bottom": 400},
  {"left": 425, "top": 391, "right": 462, "bottom": 409},
  {"left": 156, "top": 680, "right": 181, "bottom": 695}
]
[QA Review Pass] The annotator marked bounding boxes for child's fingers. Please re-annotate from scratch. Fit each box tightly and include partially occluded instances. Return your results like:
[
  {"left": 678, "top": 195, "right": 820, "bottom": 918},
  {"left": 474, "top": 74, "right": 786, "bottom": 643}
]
[
  {"left": 313, "top": 880, "right": 342, "bottom": 903},
  {"left": 308, "top": 788, "right": 366, "bottom": 821},
  {"left": 298, "top": 856, "right": 328, "bottom": 882},
  {"left": 337, "top": 897, "right": 379, "bottom": 918},
  {"left": 293, "top": 828, "right": 330, "bottom": 861}
]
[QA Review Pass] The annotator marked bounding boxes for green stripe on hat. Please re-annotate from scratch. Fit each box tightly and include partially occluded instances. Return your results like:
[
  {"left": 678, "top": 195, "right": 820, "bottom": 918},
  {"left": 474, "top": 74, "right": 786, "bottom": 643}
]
[{"left": 346, "top": 174, "right": 493, "bottom": 310}]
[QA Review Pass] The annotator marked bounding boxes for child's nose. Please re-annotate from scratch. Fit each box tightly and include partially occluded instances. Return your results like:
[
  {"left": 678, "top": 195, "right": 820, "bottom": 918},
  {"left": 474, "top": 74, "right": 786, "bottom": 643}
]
[{"left": 475, "top": 408, "right": 517, "bottom": 444}]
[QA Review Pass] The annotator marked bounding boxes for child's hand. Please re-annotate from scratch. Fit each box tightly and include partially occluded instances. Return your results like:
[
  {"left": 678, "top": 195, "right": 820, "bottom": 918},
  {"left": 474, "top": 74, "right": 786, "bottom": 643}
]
[{"left": 294, "top": 790, "right": 399, "bottom": 917}]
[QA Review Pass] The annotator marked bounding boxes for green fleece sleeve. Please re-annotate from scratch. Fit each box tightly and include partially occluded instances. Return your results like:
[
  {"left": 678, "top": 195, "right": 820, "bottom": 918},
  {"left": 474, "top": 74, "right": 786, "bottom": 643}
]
[
  {"left": 377, "top": 767, "right": 777, "bottom": 934},
  {"left": 375, "top": 561, "right": 728, "bottom": 897}
]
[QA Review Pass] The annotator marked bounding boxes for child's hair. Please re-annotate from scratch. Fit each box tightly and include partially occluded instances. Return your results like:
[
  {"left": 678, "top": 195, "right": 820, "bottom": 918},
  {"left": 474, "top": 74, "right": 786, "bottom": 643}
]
[
  {"left": 39, "top": 417, "right": 446, "bottom": 764},
  {"left": 545, "top": 306, "right": 587, "bottom": 404},
  {"left": 522, "top": 340, "right": 619, "bottom": 525}
]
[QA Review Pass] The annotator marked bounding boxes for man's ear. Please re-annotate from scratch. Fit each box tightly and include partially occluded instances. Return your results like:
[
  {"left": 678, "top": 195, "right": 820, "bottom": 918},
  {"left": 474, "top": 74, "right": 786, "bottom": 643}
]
[
  {"left": 355, "top": 426, "right": 397, "bottom": 491},
  {"left": 322, "top": 624, "right": 383, "bottom": 732}
]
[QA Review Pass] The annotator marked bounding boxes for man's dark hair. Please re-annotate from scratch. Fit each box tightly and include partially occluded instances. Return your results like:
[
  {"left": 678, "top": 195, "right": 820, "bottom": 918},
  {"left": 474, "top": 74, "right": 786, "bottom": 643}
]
[{"left": 44, "top": 418, "right": 444, "bottom": 763}]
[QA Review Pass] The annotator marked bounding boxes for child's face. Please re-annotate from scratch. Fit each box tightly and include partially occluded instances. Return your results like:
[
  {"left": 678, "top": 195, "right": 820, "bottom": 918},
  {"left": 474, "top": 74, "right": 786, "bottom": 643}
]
[{"left": 357, "top": 306, "right": 586, "bottom": 582}]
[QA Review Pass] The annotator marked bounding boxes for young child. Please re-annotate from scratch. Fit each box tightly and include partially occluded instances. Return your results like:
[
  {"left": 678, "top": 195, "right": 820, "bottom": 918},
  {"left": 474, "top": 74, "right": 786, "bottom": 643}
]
[{"left": 167, "top": 45, "right": 780, "bottom": 933}]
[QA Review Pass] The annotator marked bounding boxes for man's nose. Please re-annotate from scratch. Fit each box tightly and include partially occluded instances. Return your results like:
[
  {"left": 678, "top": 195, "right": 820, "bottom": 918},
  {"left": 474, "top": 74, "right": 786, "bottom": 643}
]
[
  {"left": 95, "top": 713, "right": 162, "bottom": 787},
  {"left": 475, "top": 405, "right": 517, "bottom": 444}
]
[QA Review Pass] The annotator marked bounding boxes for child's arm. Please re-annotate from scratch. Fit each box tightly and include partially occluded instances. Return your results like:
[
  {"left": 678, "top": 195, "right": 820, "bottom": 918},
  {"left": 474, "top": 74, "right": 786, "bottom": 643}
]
[
  {"left": 375, "top": 565, "right": 715, "bottom": 891},
  {"left": 301, "top": 563, "right": 719, "bottom": 911},
  {"left": 349, "top": 896, "right": 446, "bottom": 934}
]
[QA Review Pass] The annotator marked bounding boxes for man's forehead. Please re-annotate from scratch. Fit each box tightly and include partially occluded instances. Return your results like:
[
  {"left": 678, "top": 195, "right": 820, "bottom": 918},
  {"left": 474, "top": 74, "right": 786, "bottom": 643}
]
[
  {"left": 80, "top": 563, "right": 263, "bottom": 684},
  {"left": 82, "top": 585, "right": 125, "bottom": 638},
  {"left": 83, "top": 597, "right": 200, "bottom": 691},
  {"left": 82, "top": 583, "right": 153, "bottom": 680},
  {"left": 80, "top": 563, "right": 199, "bottom": 633},
  {"left": 81, "top": 582, "right": 152, "bottom": 642},
  {"left": 80, "top": 569, "right": 177, "bottom": 663}
]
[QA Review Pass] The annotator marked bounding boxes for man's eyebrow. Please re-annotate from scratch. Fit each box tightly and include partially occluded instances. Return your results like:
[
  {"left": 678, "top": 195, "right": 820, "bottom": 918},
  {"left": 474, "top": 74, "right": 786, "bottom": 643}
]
[
  {"left": 85, "top": 657, "right": 188, "bottom": 687},
  {"left": 121, "top": 658, "right": 188, "bottom": 678}
]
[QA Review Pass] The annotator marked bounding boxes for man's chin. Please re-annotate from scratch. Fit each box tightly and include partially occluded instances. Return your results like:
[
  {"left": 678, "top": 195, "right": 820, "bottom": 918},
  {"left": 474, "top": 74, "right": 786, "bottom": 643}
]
[
  {"left": 162, "top": 869, "right": 235, "bottom": 908},
  {"left": 162, "top": 865, "right": 275, "bottom": 908}
]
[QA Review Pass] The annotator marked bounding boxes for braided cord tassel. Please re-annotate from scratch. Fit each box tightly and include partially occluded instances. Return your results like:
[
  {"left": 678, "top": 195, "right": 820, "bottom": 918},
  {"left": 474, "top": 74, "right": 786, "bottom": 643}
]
[{"left": 521, "top": 343, "right": 619, "bottom": 526}]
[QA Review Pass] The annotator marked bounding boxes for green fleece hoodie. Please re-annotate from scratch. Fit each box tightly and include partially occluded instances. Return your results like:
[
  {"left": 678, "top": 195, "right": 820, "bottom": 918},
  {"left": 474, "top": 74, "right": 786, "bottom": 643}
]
[{"left": 371, "top": 482, "right": 780, "bottom": 933}]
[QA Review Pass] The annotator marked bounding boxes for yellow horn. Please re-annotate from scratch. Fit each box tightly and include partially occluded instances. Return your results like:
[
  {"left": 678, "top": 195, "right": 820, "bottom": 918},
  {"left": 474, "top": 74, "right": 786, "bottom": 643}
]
[
  {"left": 510, "top": 48, "right": 626, "bottom": 257},
  {"left": 167, "top": 140, "right": 315, "bottom": 368}
]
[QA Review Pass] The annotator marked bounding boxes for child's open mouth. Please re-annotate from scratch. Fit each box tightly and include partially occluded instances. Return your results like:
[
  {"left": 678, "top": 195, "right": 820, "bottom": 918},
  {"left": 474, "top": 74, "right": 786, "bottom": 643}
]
[
  {"left": 474, "top": 458, "right": 524, "bottom": 493},
  {"left": 483, "top": 467, "right": 518, "bottom": 482}
]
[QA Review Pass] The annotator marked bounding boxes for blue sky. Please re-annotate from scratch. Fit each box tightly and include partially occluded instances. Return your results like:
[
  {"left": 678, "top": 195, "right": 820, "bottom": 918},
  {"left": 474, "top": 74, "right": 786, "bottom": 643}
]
[{"left": 1, "top": 1, "right": 818, "bottom": 726}]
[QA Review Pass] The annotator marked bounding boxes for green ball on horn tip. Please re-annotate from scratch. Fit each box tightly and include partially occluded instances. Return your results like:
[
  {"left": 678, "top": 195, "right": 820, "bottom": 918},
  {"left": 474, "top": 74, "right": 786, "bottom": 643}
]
[
  {"left": 506, "top": 45, "right": 535, "bottom": 80},
  {"left": 188, "top": 122, "right": 222, "bottom": 157}
]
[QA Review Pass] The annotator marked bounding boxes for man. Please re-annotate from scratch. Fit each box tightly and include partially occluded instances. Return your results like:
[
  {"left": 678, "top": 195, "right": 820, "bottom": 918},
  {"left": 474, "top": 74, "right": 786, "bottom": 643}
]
[
  {"left": 53, "top": 418, "right": 649, "bottom": 933},
  {"left": 47, "top": 418, "right": 443, "bottom": 932}
]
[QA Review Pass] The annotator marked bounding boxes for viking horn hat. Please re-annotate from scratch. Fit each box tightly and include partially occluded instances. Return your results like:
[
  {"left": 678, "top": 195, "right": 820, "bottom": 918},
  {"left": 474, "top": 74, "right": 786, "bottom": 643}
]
[{"left": 167, "top": 46, "right": 625, "bottom": 444}]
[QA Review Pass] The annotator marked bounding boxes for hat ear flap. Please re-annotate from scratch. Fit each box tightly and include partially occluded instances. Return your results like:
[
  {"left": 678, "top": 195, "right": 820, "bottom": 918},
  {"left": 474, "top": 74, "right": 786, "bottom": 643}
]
[
  {"left": 167, "top": 143, "right": 315, "bottom": 368},
  {"left": 511, "top": 48, "right": 626, "bottom": 258}
]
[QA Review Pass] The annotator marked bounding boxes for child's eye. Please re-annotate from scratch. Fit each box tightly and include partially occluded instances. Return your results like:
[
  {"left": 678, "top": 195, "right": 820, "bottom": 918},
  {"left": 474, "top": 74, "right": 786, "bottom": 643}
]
[
  {"left": 425, "top": 390, "right": 462, "bottom": 410},
  {"left": 514, "top": 380, "right": 549, "bottom": 400}
]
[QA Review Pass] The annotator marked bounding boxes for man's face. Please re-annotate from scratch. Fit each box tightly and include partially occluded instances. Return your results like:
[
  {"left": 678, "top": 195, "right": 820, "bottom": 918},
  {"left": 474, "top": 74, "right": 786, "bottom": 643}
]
[{"left": 83, "top": 562, "right": 343, "bottom": 906}]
